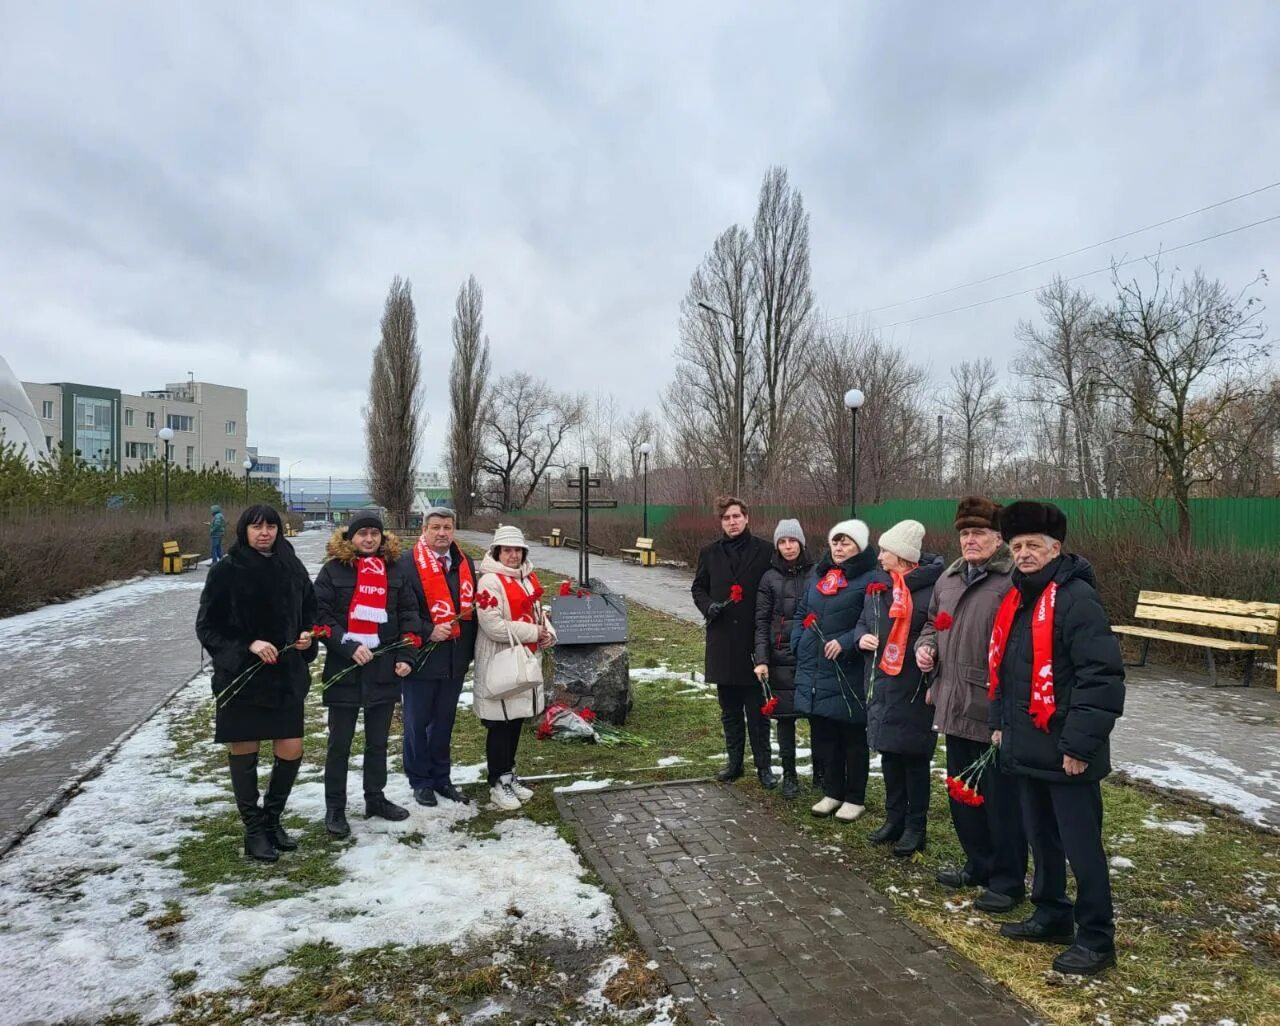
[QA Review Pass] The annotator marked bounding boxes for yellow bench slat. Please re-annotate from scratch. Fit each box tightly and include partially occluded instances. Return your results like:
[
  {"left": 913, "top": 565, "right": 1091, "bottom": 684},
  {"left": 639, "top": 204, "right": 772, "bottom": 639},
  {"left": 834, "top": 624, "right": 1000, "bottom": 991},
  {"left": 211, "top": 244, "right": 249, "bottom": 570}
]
[
  {"left": 1112, "top": 625, "right": 1268, "bottom": 651},
  {"left": 1133, "top": 604, "right": 1278, "bottom": 635},
  {"left": 1136, "top": 590, "right": 1280, "bottom": 620}
]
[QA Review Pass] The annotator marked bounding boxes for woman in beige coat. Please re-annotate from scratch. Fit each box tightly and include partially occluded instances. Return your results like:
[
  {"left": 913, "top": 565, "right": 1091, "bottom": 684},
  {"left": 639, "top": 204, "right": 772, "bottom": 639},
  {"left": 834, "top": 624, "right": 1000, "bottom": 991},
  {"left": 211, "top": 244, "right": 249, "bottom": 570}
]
[{"left": 473, "top": 524, "right": 556, "bottom": 810}]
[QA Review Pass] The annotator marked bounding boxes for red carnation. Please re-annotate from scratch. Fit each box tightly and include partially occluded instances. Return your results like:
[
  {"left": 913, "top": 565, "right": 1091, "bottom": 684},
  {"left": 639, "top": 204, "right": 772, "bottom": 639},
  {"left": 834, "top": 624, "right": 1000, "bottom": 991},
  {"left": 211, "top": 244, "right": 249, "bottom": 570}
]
[
  {"left": 579, "top": 707, "right": 597, "bottom": 722},
  {"left": 477, "top": 591, "right": 499, "bottom": 610},
  {"left": 803, "top": 613, "right": 818, "bottom": 629},
  {"left": 729, "top": 584, "right": 744, "bottom": 604},
  {"left": 761, "top": 697, "right": 779, "bottom": 716},
  {"left": 934, "top": 612, "right": 954, "bottom": 631},
  {"left": 866, "top": 582, "right": 888, "bottom": 595},
  {"left": 403, "top": 632, "right": 424, "bottom": 649},
  {"left": 559, "top": 580, "right": 572, "bottom": 597},
  {"left": 310, "top": 625, "right": 332, "bottom": 639}
]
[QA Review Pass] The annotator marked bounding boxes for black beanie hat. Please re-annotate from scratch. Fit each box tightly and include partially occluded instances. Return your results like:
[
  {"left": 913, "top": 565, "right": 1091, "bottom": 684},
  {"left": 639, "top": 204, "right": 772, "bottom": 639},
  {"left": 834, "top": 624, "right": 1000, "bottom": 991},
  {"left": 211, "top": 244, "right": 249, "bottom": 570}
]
[
  {"left": 998, "top": 501, "right": 1067, "bottom": 543},
  {"left": 344, "top": 513, "right": 384, "bottom": 540}
]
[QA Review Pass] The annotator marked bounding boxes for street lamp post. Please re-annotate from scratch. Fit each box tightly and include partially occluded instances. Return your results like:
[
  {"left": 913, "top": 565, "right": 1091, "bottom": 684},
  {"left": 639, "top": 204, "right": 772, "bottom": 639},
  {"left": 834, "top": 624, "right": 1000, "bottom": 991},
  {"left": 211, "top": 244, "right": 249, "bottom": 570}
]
[
  {"left": 286, "top": 459, "right": 305, "bottom": 509},
  {"left": 638, "top": 441, "right": 653, "bottom": 537},
  {"left": 158, "top": 426, "right": 175, "bottom": 521},
  {"left": 843, "top": 388, "right": 865, "bottom": 517},
  {"left": 697, "top": 300, "right": 745, "bottom": 495},
  {"left": 242, "top": 458, "right": 254, "bottom": 504}
]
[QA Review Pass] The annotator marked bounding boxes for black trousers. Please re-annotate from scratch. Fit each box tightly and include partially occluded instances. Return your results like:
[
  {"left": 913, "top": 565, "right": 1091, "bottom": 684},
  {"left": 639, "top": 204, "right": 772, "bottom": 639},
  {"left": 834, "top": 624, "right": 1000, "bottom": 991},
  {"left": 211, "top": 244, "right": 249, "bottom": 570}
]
[
  {"left": 881, "top": 752, "right": 932, "bottom": 831},
  {"left": 809, "top": 716, "right": 869, "bottom": 804},
  {"left": 1020, "top": 776, "right": 1115, "bottom": 953},
  {"left": 946, "top": 734, "right": 1028, "bottom": 898},
  {"left": 325, "top": 701, "right": 396, "bottom": 806},
  {"left": 402, "top": 675, "right": 464, "bottom": 791},
  {"left": 482, "top": 718, "right": 525, "bottom": 785},
  {"left": 716, "top": 684, "right": 771, "bottom": 772},
  {"left": 776, "top": 717, "right": 798, "bottom": 768}
]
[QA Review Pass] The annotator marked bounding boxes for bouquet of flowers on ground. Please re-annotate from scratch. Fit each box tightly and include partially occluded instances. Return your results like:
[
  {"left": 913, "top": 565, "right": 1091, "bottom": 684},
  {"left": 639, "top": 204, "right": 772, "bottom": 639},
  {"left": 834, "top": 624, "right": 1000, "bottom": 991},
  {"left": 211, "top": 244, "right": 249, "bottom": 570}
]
[
  {"left": 945, "top": 742, "right": 998, "bottom": 807},
  {"left": 215, "top": 625, "right": 331, "bottom": 709},
  {"left": 535, "top": 703, "right": 652, "bottom": 747},
  {"left": 319, "top": 632, "right": 424, "bottom": 693}
]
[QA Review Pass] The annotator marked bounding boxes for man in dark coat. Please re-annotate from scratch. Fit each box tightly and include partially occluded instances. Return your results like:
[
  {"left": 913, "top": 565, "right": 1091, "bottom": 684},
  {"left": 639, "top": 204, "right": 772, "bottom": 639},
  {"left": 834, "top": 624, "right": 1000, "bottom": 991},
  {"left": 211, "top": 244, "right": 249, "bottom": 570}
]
[
  {"left": 692, "top": 496, "right": 777, "bottom": 787},
  {"left": 916, "top": 496, "right": 1029, "bottom": 913},
  {"left": 989, "top": 501, "right": 1125, "bottom": 976},
  {"left": 397, "top": 507, "right": 479, "bottom": 807},
  {"left": 315, "top": 514, "right": 422, "bottom": 838}
]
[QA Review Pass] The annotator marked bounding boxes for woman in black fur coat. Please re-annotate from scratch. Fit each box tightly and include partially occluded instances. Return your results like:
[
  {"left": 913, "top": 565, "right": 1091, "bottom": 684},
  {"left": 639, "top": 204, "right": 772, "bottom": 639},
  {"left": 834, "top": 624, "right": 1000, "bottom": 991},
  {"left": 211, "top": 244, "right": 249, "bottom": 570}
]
[{"left": 196, "top": 505, "right": 318, "bottom": 862}]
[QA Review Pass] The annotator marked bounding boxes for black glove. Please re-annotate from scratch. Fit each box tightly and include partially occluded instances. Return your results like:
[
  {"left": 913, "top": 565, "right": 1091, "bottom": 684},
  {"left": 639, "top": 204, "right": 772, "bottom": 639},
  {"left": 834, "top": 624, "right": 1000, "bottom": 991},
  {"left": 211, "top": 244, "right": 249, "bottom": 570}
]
[{"left": 705, "top": 600, "right": 728, "bottom": 623}]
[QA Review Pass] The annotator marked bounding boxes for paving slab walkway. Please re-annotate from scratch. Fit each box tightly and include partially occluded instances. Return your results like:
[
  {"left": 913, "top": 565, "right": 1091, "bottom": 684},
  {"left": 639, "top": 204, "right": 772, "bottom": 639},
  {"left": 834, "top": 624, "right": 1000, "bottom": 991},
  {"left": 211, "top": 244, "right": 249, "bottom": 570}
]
[
  {"left": 559, "top": 780, "right": 1042, "bottom": 1025},
  {"left": 466, "top": 530, "right": 1280, "bottom": 832},
  {"left": 0, "top": 530, "right": 331, "bottom": 854}
]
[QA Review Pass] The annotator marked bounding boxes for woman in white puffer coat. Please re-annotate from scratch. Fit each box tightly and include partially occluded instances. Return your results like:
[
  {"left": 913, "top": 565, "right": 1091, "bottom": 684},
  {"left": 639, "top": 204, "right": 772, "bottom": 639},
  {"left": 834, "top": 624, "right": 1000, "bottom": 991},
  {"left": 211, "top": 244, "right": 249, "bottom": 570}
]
[{"left": 473, "top": 524, "right": 556, "bottom": 810}]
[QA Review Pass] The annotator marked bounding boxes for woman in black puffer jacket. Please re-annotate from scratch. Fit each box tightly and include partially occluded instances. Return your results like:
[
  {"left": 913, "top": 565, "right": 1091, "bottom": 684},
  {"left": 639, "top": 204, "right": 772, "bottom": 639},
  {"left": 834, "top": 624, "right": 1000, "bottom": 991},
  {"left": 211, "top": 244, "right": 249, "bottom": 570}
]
[{"left": 753, "top": 519, "right": 815, "bottom": 799}]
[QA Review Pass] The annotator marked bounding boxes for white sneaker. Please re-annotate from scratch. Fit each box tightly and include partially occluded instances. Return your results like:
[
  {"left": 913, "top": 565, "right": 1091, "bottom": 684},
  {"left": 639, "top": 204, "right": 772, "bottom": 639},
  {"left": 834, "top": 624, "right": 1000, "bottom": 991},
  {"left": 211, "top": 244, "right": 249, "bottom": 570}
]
[
  {"left": 811, "top": 796, "right": 842, "bottom": 817},
  {"left": 510, "top": 774, "right": 534, "bottom": 802},
  {"left": 490, "top": 775, "right": 522, "bottom": 811},
  {"left": 834, "top": 802, "right": 866, "bottom": 822}
]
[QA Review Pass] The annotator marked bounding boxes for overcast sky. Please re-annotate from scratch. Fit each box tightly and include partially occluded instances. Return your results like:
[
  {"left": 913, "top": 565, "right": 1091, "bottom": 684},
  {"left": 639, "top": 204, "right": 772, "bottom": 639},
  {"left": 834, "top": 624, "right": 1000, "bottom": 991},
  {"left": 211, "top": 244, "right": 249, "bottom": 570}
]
[{"left": 2, "top": 2, "right": 1277, "bottom": 476}]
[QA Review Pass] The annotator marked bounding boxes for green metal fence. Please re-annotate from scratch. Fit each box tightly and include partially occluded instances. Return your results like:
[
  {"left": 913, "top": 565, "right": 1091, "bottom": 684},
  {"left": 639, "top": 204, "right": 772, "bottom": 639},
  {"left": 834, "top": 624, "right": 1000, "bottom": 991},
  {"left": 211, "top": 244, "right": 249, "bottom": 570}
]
[{"left": 528, "top": 497, "right": 1279, "bottom": 550}]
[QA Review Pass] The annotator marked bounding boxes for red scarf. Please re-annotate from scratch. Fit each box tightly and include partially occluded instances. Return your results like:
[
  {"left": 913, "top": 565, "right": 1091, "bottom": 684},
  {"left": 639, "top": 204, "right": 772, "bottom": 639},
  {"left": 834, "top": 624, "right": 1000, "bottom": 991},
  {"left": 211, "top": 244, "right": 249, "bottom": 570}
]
[
  {"left": 345, "top": 556, "right": 388, "bottom": 647},
  {"left": 497, "top": 572, "right": 544, "bottom": 653},
  {"left": 816, "top": 567, "right": 846, "bottom": 596},
  {"left": 413, "top": 538, "right": 474, "bottom": 638},
  {"left": 987, "top": 582, "right": 1058, "bottom": 731},
  {"left": 879, "top": 571, "right": 912, "bottom": 676}
]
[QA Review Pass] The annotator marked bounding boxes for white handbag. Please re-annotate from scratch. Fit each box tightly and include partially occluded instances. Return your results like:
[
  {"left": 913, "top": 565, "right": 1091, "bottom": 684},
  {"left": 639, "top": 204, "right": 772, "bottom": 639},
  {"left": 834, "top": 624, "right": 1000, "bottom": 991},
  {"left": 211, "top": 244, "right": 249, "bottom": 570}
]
[{"left": 485, "top": 590, "right": 546, "bottom": 699}]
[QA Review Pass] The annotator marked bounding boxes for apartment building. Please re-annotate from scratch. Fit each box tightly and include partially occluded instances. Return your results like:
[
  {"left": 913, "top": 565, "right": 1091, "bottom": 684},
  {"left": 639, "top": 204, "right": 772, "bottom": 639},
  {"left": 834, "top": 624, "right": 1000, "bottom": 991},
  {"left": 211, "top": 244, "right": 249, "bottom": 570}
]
[{"left": 23, "top": 378, "right": 251, "bottom": 472}]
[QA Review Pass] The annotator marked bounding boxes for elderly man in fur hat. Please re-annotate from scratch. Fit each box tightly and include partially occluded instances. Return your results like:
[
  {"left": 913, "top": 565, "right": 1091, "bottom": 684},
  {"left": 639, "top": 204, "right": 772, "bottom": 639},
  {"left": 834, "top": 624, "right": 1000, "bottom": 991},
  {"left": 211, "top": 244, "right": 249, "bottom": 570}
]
[
  {"left": 987, "top": 500, "right": 1125, "bottom": 976},
  {"left": 917, "top": 497, "right": 1028, "bottom": 914}
]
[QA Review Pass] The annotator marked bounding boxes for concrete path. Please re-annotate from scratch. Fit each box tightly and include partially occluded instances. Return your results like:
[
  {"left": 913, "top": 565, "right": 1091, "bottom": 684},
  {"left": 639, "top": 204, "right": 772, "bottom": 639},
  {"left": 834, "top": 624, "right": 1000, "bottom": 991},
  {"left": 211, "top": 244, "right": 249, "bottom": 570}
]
[
  {"left": 0, "top": 530, "right": 331, "bottom": 853},
  {"left": 559, "top": 781, "right": 1041, "bottom": 1025},
  {"left": 467, "top": 531, "right": 1280, "bottom": 832}
]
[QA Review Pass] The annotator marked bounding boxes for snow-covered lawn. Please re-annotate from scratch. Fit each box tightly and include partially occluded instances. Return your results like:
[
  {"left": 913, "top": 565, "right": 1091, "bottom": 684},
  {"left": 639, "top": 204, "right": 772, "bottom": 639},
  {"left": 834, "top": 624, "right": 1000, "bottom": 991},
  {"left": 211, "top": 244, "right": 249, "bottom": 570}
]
[{"left": 0, "top": 673, "right": 656, "bottom": 1024}]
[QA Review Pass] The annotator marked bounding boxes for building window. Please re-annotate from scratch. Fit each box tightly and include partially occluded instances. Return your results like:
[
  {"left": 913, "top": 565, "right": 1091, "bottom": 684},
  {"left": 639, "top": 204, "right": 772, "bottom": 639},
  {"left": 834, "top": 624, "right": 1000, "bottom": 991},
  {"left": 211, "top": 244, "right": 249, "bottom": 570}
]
[
  {"left": 124, "top": 408, "right": 134, "bottom": 427},
  {"left": 225, "top": 448, "right": 237, "bottom": 463},
  {"left": 185, "top": 446, "right": 195, "bottom": 468},
  {"left": 41, "top": 400, "right": 54, "bottom": 419},
  {"left": 72, "top": 395, "right": 115, "bottom": 470},
  {"left": 45, "top": 436, "right": 54, "bottom": 451},
  {"left": 225, "top": 420, "right": 236, "bottom": 435},
  {"left": 125, "top": 441, "right": 155, "bottom": 460},
  {"left": 166, "top": 413, "right": 194, "bottom": 432},
  {"left": 146, "top": 411, "right": 155, "bottom": 429}
]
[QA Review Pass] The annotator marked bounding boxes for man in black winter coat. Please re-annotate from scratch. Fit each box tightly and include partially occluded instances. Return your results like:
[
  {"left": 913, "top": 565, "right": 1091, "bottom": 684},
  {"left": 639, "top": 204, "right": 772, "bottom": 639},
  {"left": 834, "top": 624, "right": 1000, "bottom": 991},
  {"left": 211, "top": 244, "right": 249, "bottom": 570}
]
[
  {"left": 989, "top": 501, "right": 1125, "bottom": 976},
  {"left": 397, "top": 507, "right": 479, "bottom": 807},
  {"left": 692, "top": 496, "right": 777, "bottom": 788}
]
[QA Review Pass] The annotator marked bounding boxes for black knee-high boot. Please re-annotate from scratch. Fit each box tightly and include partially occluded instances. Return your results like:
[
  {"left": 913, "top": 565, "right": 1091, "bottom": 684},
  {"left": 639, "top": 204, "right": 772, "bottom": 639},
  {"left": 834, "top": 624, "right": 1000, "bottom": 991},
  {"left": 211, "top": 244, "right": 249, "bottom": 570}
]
[
  {"left": 262, "top": 756, "right": 302, "bottom": 852},
  {"left": 228, "top": 752, "right": 278, "bottom": 863}
]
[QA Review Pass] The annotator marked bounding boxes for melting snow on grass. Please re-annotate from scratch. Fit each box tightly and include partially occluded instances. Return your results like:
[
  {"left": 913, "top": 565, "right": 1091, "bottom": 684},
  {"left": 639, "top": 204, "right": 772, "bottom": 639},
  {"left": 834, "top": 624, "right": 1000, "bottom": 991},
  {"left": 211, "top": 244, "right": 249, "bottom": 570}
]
[
  {"left": 0, "top": 675, "right": 617, "bottom": 1024},
  {"left": 1141, "top": 817, "right": 1206, "bottom": 836}
]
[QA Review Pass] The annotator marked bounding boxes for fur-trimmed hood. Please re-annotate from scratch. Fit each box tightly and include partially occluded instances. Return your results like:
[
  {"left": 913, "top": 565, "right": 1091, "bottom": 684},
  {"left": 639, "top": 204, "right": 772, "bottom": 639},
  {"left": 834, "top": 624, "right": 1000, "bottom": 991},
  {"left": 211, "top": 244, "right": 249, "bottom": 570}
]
[{"left": 325, "top": 527, "right": 403, "bottom": 565}]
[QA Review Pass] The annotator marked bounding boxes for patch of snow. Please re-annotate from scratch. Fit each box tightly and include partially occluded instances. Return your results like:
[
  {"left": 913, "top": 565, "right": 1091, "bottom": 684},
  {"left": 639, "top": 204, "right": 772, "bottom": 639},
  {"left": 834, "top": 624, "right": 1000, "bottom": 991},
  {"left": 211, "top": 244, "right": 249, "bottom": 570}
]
[
  {"left": 0, "top": 701, "right": 68, "bottom": 756},
  {"left": 554, "top": 778, "right": 618, "bottom": 793},
  {"left": 1141, "top": 818, "right": 1205, "bottom": 836},
  {"left": 1109, "top": 856, "right": 1135, "bottom": 870},
  {"left": 1155, "top": 1003, "right": 1192, "bottom": 1025},
  {"left": 656, "top": 756, "right": 686, "bottom": 767},
  {"left": 260, "top": 964, "right": 299, "bottom": 988},
  {"left": 579, "top": 954, "right": 628, "bottom": 1011},
  {"left": 0, "top": 674, "right": 617, "bottom": 1025}
]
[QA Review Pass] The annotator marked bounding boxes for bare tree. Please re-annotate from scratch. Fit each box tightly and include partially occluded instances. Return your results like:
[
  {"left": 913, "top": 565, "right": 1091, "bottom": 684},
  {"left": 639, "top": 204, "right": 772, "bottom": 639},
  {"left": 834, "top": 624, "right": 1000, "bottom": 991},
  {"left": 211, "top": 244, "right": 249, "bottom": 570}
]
[
  {"left": 664, "top": 225, "right": 759, "bottom": 491},
  {"left": 479, "top": 373, "right": 584, "bottom": 512},
  {"left": 364, "top": 276, "right": 424, "bottom": 517},
  {"left": 943, "top": 358, "right": 1008, "bottom": 492},
  {"left": 1092, "top": 261, "right": 1270, "bottom": 542},
  {"left": 752, "top": 166, "right": 815, "bottom": 485},
  {"left": 447, "top": 275, "right": 491, "bottom": 520}
]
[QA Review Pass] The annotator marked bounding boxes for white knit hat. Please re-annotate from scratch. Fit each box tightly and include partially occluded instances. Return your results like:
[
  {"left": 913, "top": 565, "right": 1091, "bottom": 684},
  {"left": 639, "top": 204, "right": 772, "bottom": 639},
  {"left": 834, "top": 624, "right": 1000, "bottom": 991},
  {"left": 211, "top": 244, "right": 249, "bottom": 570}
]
[
  {"left": 491, "top": 524, "right": 527, "bottom": 551},
  {"left": 827, "top": 519, "right": 869, "bottom": 552},
  {"left": 773, "top": 518, "right": 806, "bottom": 547},
  {"left": 878, "top": 519, "right": 926, "bottom": 563}
]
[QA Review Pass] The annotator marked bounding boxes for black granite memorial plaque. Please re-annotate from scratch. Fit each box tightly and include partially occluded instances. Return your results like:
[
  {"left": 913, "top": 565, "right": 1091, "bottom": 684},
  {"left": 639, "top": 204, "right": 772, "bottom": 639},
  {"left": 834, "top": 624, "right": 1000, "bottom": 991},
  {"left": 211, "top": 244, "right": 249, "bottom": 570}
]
[{"left": 551, "top": 591, "right": 629, "bottom": 645}]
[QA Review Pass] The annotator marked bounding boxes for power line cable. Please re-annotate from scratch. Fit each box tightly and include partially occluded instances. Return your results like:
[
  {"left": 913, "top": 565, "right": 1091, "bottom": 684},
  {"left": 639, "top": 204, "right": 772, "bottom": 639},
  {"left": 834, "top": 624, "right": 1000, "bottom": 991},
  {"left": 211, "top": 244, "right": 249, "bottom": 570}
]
[
  {"left": 830, "top": 212, "right": 1280, "bottom": 330},
  {"left": 852, "top": 180, "right": 1280, "bottom": 316}
]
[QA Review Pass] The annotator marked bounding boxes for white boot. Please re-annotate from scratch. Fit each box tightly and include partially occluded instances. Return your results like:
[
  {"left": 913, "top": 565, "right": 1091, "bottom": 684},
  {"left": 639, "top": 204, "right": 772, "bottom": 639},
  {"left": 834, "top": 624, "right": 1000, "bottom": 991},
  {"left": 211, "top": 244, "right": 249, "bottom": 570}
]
[
  {"left": 834, "top": 802, "right": 866, "bottom": 822},
  {"left": 490, "top": 774, "right": 522, "bottom": 811},
  {"left": 510, "top": 773, "right": 534, "bottom": 802},
  {"left": 811, "top": 796, "right": 842, "bottom": 817}
]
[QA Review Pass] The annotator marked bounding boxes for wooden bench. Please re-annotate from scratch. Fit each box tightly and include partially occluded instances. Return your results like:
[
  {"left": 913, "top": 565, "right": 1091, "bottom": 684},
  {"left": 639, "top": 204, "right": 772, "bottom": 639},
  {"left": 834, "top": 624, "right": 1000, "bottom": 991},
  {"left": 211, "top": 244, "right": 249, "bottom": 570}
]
[
  {"left": 561, "top": 536, "right": 606, "bottom": 555},
  {"left": 1113, "top": 590, "right": 1280, "bottom": 690},
  {"left": 540, "top": 527, "right": 563, "bottom": 547},
  {"left": 162, "top": 540, "right": 201, "bottom": 574},
  {"left": 619, "top": 537, "right": 658, "bottom": 567}
]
